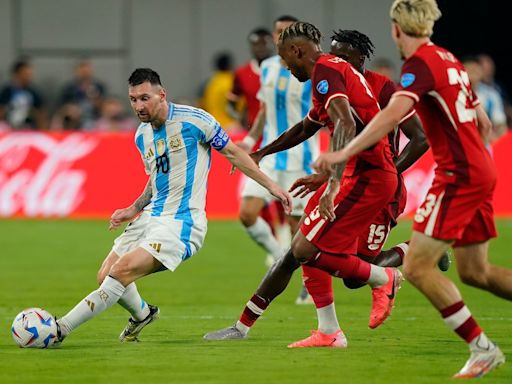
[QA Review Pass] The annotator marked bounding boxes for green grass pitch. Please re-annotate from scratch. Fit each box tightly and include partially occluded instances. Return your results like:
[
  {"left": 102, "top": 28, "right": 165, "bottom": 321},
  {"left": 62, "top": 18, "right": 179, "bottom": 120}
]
[{"left": 1, "top": 219, "right": 511, "bottom": 383}]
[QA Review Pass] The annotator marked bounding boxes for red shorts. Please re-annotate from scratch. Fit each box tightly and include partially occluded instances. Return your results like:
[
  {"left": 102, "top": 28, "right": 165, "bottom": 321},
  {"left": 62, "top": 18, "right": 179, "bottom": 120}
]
[
  {"left": 356, "top": 174, "right": 407, "bottom": 257},
  {"left": 301, "top": 169, "right": 397, "bottom": 255},
  {"left": 413, "top": 177, "right": 497, "bottom": 247}
]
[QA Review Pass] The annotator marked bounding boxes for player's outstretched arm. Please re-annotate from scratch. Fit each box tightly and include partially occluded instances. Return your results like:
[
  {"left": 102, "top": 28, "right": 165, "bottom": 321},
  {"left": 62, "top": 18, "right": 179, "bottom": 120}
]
[
  {"left": 475, "top": 104, "right": 492, "bottom": 142},
  {"left": 109, "top": 178, "right": 152, "bottom": 230},
  {"left": 313, "top": 95, "right": 414, "bottom": 173},
  {"left": 220, "top": 141, "right": 292, "bottom": 215},
  {"left": 251, "top": 116, "right": 322, "bottom": 164},
  {"left": 395, "top": 113, "right": 429, "bottom": 173}
]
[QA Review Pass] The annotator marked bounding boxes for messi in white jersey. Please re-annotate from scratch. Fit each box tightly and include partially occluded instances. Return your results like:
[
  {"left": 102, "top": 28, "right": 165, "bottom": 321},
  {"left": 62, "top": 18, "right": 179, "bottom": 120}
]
[{"left": 54, "top": 68, "right": 291, "bottom": 345}]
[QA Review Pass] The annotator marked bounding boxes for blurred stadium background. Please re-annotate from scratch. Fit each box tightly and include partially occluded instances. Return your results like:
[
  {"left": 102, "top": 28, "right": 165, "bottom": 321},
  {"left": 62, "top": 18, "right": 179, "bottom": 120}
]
[{"left": 0, "top": 1, "right": 511, "bottom": 383}]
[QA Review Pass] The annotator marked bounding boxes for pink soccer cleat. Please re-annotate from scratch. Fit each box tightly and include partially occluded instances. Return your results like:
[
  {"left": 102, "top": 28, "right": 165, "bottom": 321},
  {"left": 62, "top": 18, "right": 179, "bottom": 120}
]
[
  {"left": 369, "top": 268, "right": 403, "bottom": 329},
  {"left": 287, "top": 329, "right": 347, "bottom": 348}
]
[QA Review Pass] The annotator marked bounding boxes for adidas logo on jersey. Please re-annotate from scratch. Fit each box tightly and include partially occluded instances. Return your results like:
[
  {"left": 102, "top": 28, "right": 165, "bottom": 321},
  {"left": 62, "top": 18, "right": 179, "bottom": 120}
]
[
  {"left": 145, "top": 148, "right": 154, "bottom": 160},
  {"left": 149, "top": 243, "right": 162, "bottom": 253}
]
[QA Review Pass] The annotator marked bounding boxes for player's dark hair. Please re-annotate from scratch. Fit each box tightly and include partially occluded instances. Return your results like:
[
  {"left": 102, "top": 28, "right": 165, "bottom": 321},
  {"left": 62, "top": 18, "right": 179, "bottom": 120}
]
[
  {"left": 248, "top": 27, "right": 272, "bottom": 41},
  {"left": 331, "top": 29, "right": 375, "bottom": 60},
  {"left": 273, "top": 15, "right": 299, "bottom": 25},
  {"left": 214, "top": 52, "right": 233, "bottom": 71},
  {"left": 128, "top": 68, "right": 162, "bottom": 87},
  {"left": 279, "top": 21, "right": 322, "bottom": 45},
  {"left": 12, "top": 59, "right": 30, "bottom": 74}
]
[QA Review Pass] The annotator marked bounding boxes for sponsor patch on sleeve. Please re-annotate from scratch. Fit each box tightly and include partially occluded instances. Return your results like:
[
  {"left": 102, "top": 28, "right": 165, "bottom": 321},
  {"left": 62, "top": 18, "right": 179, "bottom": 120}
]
[
  {"left": 400, "top": 73, "right": 416, "bottom": 88},
  {"left": 316, "top": 79, "right": 329, "bottom": 94}
]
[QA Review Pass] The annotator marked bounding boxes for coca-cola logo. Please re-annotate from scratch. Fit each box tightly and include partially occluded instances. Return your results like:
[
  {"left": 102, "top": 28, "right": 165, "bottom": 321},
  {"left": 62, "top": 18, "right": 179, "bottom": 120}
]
[{"left": 0, "top": 132, "right": 98, "bottom": 217}]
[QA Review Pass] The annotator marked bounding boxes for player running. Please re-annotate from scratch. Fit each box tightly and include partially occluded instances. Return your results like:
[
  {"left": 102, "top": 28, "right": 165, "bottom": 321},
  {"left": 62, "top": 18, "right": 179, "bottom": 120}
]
[
  {"left": 204, "top": 22, "right": 403, "bottom": 342},
  {"left": 286, "top": 28, "right": 434, "bottom": 348},
  {"left": 313, "top": 0, "right": 509, "bottom": 378},
  {"left": 53, "top": 68, "right": 292, "bottom": 344}
]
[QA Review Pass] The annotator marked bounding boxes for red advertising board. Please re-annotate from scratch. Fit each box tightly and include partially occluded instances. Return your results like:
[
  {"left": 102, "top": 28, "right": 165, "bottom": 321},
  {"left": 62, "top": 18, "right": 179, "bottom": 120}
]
[{"left": 1, "top": 130, "right": 511, "bottom": 218}]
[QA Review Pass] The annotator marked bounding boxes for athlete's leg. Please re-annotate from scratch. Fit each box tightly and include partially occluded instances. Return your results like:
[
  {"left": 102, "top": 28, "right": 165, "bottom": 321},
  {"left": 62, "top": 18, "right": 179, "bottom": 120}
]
[
  {"left": 240, "top": 196, "right": 283, "bottom": 262},
  {"left": 58, "top": 248, "right": 162, "bottom": 338},
  {"left": 97, "top": 251, "right": 151, "bottom": 321},
  {"left": 455, "top": 241, "right": 512, "bottom": 300}
]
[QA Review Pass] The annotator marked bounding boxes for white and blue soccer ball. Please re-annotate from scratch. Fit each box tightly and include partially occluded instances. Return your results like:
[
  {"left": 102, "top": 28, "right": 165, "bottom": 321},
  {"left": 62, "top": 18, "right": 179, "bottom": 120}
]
[{"left": 11, "top": 308, "right": 58, "bottom": 348}]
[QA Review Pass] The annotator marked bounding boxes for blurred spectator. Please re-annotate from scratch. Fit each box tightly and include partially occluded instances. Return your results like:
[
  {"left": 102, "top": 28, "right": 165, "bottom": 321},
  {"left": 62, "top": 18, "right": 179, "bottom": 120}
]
[
  {"left": 463, "top": 56, "right": 507, "bottom": 142},
  {"left": 371, "top": 57, "right": 396, "bottom": 82},
  {"left": 93, "top": 97, "right": 137, "bottom": 132},
  {"left": 199, "top": 52, "right": 240, "bottom": 132},
  {"left": 0, "top": 59, "right": 48, "bottom": 129},
  {"left": 478, "top": 53, "right": 512, "bottom": 128},
  {"left": 50, "top": 103, "right": 83, "bottom": 131},
  {"left": 227, "top": 27, "right": 274, "bottom": 130},
  {"left": 59, "top": 59, "right": 106, "bottom": 129}
]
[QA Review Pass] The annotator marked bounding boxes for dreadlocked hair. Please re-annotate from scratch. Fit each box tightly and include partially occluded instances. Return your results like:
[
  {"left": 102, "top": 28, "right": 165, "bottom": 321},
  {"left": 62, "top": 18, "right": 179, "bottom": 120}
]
[
  {"left": 279, "top": 21, "right": 322, "bottom": 45},
  {"left": 331, "top": 30, "right": 375, "bottom": 59}
]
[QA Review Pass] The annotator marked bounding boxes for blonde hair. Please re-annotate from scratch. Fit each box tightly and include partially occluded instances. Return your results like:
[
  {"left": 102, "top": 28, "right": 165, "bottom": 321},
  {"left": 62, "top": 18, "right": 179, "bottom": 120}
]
[{"left": 390, "top": 0, "right": 442, "bottom": 37}]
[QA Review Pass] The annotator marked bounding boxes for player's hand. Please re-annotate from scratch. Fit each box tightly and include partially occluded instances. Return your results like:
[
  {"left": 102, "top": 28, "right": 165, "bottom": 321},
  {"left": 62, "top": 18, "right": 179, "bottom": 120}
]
[
  {"left": 312, "top": 151, "right": 348, "bottom": 174},
  {"left": 109, "top": 206, "right": 138, "bottom": 230},
  {"left": 269, "top": 183, "right": 293, "bottom": 216},
  {"left": 289, "top": 173, "right": 328, "bottom": 198},
  {"left": 249, "top": 150, "right": 263, "bottom": 167},
  {"left": 318, "top": 180, "right": 339, "bottom": 222}
]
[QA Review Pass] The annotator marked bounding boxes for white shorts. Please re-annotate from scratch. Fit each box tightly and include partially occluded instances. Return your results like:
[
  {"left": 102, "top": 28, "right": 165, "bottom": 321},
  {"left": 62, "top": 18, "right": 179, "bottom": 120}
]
[
  {"left": 241, "top": 166, "right": 311, "bottom": 216},
  {"left": 112, "top": 211, "right": 207, "bottom": 271}
]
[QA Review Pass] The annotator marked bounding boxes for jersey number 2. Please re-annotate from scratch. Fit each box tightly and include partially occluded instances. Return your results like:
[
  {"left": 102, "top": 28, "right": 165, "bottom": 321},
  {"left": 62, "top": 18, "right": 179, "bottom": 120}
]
[{"left": 447, "top": 68, "right": 476, "bottom": 123}]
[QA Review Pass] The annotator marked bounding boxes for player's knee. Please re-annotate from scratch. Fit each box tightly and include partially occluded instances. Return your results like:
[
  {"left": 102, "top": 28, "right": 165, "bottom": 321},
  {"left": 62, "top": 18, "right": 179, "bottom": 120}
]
[
  {"left": 239, "top": 209, "right": 258, "bottom": 227},
  {"left": 402, "top": 263, "right": 422, "bottom": 285},
  {"left": 459, "top": 268, "right": 489, "bottom": 288},
  {"left": 109, "top": 259, "right": 134, "bottom": 285},
  {"left": 290, "top": 242, "right": 309, "bottom": 263},
  {"left": 277, "top": 249, "right": 301, "bottom": 271}
]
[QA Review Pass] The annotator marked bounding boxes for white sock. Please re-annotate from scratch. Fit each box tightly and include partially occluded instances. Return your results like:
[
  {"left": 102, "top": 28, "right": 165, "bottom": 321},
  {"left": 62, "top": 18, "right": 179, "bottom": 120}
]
[
  {"left": 246, "top": 217, "right": 283, "bottom": 261},
  {"left": 118, "top": 282, "right": 150, "bottom": 321},
  {"left": 367, "top": 265, "right": 389, "bottom": 288},
  {"left": 235, "top": 320, "right": 250, "bottom": 336},
  {"left": 317, "top": 303, "right": 340, "bottom": 334},
  {"left": 469, "top": 332, "right": 495, "bottom": 352},
  {"left": 59, "top": 276, "right": 126, "bottom": 336}
]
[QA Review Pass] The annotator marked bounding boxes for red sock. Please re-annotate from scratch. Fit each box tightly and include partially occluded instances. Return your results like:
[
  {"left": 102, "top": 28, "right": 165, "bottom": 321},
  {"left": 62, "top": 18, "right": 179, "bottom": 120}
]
[
  {"left": 239, "top": 294, "right": 269, "bottom": 328},
  {"left": 306, "top": 252, "right": 371, "bottom": 281},
  {"left": 302, "top": 265, "right": 333, "bottom": 309},
  {"left": 441, "top": 301, "right": 482, "bottom": 343}
]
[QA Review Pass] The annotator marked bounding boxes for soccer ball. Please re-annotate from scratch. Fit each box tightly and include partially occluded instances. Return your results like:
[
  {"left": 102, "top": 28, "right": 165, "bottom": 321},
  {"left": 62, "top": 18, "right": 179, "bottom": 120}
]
[{"left": 11, "top": 308, "right": 58, "bottom": 348}]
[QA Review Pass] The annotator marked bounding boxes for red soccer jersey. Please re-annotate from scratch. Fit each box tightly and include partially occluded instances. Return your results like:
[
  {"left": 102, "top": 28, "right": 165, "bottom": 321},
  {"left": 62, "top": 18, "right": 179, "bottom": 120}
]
[
  {"left": 363, "top": 69, "right": 414, "bottom": 158},
  {"left": 308, "top": 54, "right": 396, "bottom": 176},
  {"left": 394, "top": 42, "right": 494, "bottom": 185},
  {"left": 230, "top": 60, "right": 261, "bottom": 128}
]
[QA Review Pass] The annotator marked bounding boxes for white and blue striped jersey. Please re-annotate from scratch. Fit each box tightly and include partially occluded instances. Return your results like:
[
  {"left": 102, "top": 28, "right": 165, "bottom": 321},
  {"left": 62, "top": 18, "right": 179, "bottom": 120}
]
[
  {"left": 134, "top": 103, "right": 229, "bottom": 218},
  {"left": 257, "top": 55, "right": 319, "bottom": 173}
]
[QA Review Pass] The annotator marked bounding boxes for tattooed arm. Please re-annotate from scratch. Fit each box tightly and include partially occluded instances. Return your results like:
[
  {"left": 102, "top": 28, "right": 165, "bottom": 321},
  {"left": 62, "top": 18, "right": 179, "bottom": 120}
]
[
  {"left": 109, "top": 179, "right": 152, "bottom": 230},
  {"left": 317, "top": 97, "right": 356, "bottom": 221}
]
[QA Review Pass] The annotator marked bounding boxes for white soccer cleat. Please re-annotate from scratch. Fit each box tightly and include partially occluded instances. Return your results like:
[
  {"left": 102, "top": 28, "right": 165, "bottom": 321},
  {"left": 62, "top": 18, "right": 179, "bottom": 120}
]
[
  {"left": 453, "top": 345, "right": 505, "bottom": 379},
  {"left": 203, "top": 325, "right": 247, "bottom": 340},
  {"left": 119, "top": 304, "right": 160, "bottom": 342}
]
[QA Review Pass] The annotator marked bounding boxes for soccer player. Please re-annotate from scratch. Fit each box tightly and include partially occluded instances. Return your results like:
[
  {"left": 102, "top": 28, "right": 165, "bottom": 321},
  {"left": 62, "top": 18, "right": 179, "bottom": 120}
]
[
  {"left": 237, "top": 15, "right": 319, "bottom": 304},
  {"left": 286, "top": 28, "right": 433, "bottom": 348},
  {"left": 53, "top": 68, "right": 292, "bottom": 344},
  {"left": 204, "top": 22, "right": 403, "bottom": 342},
  {"left": 313, "top": 0, "right": 509, "bottom": 378},
  {"left": 227, "top": 27, "right": 273, "bottom": 129}
]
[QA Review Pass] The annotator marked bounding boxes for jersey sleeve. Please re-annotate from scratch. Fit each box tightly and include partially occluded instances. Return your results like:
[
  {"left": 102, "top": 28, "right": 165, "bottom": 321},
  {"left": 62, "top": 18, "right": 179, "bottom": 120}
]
[
  {"left": 395, "top": 56, "right": 435, "bottom": 103},
  {"left": 306, "top": 108, "right": 323, "bottom": 124},
  {"left": 312, "top": 63, "right": 348, "bottom": 110},
  {"left": 380, "top": 78, "right": 417, "bottom": 123},
  {"left": 135, "top": 132, "right": 151, "bottom": 175},
  {"left": 190, "top": 110, "right": 231, "bottom": 151}
]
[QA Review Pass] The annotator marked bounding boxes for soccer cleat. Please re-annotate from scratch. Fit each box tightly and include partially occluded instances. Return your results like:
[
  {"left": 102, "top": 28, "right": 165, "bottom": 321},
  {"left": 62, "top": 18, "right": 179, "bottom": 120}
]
[
  {"left": 368, "top": 268, "right": 403, "bottom": 329},
  {"left": 453, "top": 345, "right": 505, "bottom": 379},
  {"left": 203, "top": 325, "right": 247, "bottom": 340},
  {"left": 287, "top": 329, "right": 347, "bottom": 348},
  {"left": 437, "top": 251, "right": 451, "bottom": 272},
  {"left": 295, "top": 285, "right": 314, "bottom": 305},
  {"left": 53, "top": 318, "right": 66, "bottom": 346},
  {"left": 119, "top": 304, "right": 160, "bottom": 342}
]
